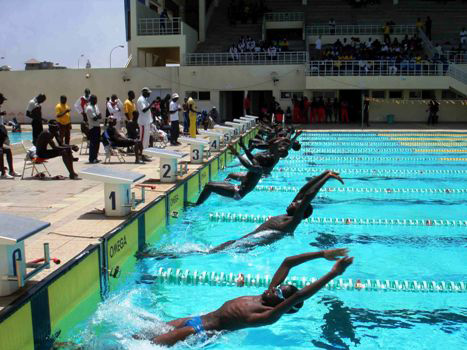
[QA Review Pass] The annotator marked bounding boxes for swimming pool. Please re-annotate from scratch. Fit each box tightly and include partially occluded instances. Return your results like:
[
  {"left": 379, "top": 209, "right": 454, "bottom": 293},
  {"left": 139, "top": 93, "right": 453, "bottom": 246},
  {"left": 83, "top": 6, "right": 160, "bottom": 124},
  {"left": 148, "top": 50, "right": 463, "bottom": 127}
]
[
  {"left": 7, "top": 131, "right": 32, "bottom": 144},
  {"left": 60, "top": 131, "right": 466, "bottom": 349}
]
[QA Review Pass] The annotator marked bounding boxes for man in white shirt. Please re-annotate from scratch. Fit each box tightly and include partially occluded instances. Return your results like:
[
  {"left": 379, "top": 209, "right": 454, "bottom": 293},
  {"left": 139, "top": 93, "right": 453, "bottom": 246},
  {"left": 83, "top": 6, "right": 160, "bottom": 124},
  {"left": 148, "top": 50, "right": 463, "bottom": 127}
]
[
  {"left": 169, "top": 93, "right": 182, "bottom": 145},
  {"left": 315, "top": 36, "right": 322, "bottom": 51},
  {"left": 137, "top": 87, "right": 156, "bottom": 150},
  {"left": 26, "top": 94, "right": 47, "bottom": 146},
  {"left": 460, "top": 27, "right": 467, "bottom": 46},
  {"left": 107, "top": 94, "right": 125, "bottom": 131},
  {"left": 85, "top": 95, "right": 102, "bottom": 163},
  {"left": 74, "top": 88, "right": 91, "bottom": 122}
]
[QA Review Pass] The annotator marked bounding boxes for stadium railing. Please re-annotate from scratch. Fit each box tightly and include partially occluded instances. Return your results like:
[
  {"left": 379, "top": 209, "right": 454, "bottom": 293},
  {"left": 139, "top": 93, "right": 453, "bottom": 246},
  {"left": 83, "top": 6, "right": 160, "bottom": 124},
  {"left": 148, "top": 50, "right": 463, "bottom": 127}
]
[
  {"left": 445, "top": 51, "right": 467, "bottom": 64},
  {"left": 137, "top": 17, "right": 182, "bottom": 35},
  {"left": 305, "top": 24, "right": 417, "bottom": 36},
  {"left": 264, "top": 12, "right": 305, "bottom": 22},
  {"left": 447, "top": 64, "right": 467, "bottom": 84},
  {"left": 185, "top": 51, "right": 307, "bottom": 66},
  {"left": 306, "top": 60, "right": 448, "bottom": 76}
]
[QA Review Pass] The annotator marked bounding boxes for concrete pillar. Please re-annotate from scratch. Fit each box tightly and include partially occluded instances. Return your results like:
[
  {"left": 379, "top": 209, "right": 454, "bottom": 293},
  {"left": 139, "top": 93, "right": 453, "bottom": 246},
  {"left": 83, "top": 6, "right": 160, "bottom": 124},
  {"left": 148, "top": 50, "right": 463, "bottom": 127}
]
[{"left": 199, "top": 0, "right": 206, "bottom": 42}]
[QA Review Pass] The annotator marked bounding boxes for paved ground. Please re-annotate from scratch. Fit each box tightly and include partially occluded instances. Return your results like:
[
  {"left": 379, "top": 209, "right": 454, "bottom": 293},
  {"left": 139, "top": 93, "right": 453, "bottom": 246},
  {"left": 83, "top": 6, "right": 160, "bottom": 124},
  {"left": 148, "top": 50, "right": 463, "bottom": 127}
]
[{"left": 0, "top": 122, "right": 466, "bottom": 309}]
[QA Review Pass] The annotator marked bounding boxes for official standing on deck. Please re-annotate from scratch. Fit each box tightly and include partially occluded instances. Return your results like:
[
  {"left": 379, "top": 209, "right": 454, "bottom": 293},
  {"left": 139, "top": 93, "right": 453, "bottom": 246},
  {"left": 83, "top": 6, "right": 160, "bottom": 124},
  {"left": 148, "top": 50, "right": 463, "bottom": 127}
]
[
  {"left": 26, "top": 94, "right": 47, "bottom": 145},
  {"left": 85, "top": 95, "right": 102, "bottom": 163},
  {"left": 169, "top": 93, "right": 181, "bottom": 145},
  {"left": 187, "top": 92, "right": 197, "bottom": 138}
]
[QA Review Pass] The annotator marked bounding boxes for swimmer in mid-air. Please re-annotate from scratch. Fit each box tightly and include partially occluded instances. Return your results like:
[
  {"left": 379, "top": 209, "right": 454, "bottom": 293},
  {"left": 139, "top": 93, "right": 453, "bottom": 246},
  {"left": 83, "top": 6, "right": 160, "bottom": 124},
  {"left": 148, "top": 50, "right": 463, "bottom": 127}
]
[
  {"left": 138, "top": 170, "right": 343, "bottom": 259},
  {"left": 138, "top": 249, "right": 353, "bottom": 346},
  {"left": 195, "top": 144, "right": 263, "bottom": 205}
]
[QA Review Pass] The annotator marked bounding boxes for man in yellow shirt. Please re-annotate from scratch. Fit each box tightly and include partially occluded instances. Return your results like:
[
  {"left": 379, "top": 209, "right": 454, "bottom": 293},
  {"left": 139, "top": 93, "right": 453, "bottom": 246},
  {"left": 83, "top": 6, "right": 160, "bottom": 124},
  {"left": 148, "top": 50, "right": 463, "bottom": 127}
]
[
  {"left": 187, "top": 93, "right": 197, "bottom": 138},
  {"left": 55, "top": 95, "right": 71, "bottom": 144},
  {"left": 124, "top": 90, "right": 136, "bottom": 125}
]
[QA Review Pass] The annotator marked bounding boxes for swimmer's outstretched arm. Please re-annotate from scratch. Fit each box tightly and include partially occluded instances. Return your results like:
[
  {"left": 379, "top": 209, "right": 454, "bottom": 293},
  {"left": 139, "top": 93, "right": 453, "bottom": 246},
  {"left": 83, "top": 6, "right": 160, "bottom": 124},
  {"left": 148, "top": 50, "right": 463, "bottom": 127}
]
[
  {"left": 267, "top": 249, "right": 349, "bottom": 290},
  {"left": 293, "top": 171, "right": 344, "bottom": 203},
  {"left": 229, "top": 144, "right": 262, "bottom": 173},
  {"left": 248, "top": 256, "right": 353, "bottom": 325},
  {"left": 238, "top": 136, "right": 255, "bottom": 162}
]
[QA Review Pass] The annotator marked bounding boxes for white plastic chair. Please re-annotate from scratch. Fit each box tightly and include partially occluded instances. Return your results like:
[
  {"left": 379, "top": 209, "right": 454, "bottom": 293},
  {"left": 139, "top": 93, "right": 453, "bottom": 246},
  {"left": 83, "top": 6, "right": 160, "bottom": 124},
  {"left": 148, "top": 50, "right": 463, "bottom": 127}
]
[{"left": 21, "top": 140, "right": 51, "bottom": 179}]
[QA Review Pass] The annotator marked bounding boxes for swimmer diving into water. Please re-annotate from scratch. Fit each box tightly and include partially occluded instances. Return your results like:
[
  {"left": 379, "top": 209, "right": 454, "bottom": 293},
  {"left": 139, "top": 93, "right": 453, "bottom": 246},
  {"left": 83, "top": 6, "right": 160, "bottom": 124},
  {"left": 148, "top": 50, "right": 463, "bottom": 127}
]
[
  {"left": 138, "top": 170, "right": 343, "bottom": 258},
  {"left": 138, "top": 249, "right": 353, "bottom": 346}
]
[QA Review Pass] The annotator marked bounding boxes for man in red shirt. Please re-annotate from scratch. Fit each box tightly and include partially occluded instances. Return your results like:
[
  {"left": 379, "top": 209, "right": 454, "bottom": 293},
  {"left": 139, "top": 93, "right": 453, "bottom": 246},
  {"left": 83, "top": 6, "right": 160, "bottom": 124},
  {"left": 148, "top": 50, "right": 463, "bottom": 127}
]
[{"left": 244, "top": 93, "right": 251, "bottom": 115}]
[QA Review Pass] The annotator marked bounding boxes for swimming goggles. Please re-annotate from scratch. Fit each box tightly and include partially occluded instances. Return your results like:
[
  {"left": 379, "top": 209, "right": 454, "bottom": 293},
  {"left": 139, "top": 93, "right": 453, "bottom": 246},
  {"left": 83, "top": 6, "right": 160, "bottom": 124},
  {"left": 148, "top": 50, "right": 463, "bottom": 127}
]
[{"left": 275, "top": 286, "right": 285, "bottom": 300}]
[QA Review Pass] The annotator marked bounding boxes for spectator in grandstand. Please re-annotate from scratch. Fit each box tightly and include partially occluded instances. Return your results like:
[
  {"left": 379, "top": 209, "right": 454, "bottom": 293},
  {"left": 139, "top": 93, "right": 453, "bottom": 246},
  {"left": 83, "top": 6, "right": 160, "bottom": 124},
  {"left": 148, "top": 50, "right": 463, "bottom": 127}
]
[
  {"left": 461, "top": 27, "right": 467, "bottom": 47},
  {"left": 268, "top": 45, "right": 278, "bottom": 60},
  {"left": 325, "top": 98, "right": 333, "bottom": 123},
  {"left": 230, "top": 44, "right": 239, "bottom": 60},
  {"left": 160, "top": 9, "right": 169, "bottom": 34},
  {"left": 315, "top": 35, "right": 322, "bottom": 52},
  {"left": 383, "top": 23, "right": 390, "bottom": 43},
  {"left": 425, "top": 16, "right": 432, "bottom": 41},
  {"left": 329, "top": 18, "right": 336, "bottom": 35}
]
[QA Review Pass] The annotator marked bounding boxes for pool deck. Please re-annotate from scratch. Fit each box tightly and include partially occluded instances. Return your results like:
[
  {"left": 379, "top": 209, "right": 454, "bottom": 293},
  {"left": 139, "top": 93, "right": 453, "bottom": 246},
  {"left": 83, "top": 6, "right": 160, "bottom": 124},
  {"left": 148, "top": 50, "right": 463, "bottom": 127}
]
[{"left": 1, "top": 123, "right": 466, "bottom": 311}]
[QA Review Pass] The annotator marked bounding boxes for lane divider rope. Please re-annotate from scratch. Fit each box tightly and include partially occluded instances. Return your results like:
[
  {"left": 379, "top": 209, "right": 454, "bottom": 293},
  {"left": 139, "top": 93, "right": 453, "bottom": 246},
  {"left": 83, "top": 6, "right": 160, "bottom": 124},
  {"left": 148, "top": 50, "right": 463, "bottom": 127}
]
[
  {"left": 299, "top": 142, "right": 467, "bottom": 147},
  {"left": 254, "top": 185, "right": 467, "bottom": 195},
  {"left": 299, "top": 147, "right": 467, "bottom": 153},
  {"left": 283, "top": 156, "right": 458, "bottom": 162},
  {"left": 208, "top": 212, "right": 467, "bottom": 227},
  {"left": 154, "top": 268, "right": 466, "bottom": 293}
]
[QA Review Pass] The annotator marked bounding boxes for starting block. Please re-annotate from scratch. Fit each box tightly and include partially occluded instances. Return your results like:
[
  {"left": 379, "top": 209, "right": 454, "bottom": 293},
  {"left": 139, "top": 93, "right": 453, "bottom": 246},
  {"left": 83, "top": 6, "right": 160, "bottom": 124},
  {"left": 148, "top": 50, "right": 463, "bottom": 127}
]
[
  {"left": 143, "top": 148, "right": 188, "bottom": 183},
  {"left": 213, "top": 125, "right": 235, "bottom": 144},
  {"left": 233, "top": 118, "right": 251, "bottom": 130},
  {"left": 240, "top": 117, "right": 255, "bottom": 129},
  {"left": 179, "top": 137, "right": 210, "bottom": 164},
  {"left": 225, "top": 121, "right": 244, "bottom": 135},
  {"left": 79, "top": 166, "right": 145, "bottom": 216},
  {"left": 0, "top": 213, "right": 50, "bottom": 296},
  {"left": 198, "top": 130, "right": 223, "bottom": 151},
  {"left": 244, "top": 114, "right": 259, "bottom": 121}
]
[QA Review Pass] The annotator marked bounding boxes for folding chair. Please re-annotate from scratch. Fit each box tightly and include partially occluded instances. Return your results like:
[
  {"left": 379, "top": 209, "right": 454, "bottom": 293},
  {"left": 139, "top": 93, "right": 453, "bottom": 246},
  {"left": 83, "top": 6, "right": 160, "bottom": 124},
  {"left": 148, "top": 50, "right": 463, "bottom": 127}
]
[
  {"left": 21, "top": 140, "right": 51, "bottom": 179},
  {"left": 79, "top": 134, "right": 89, "bottom": 155},
  {"left": 102, "top": 131, "right": 126, "bottom": 164}
]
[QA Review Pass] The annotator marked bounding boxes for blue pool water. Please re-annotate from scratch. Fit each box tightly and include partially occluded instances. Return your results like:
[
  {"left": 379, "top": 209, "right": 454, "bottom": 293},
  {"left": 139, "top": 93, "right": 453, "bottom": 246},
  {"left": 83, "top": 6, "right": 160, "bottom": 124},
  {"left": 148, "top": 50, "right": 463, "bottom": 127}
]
[
  {"left": 7, "top": 131, "right": 32, "bottom": 143},
  {"left": 64, "top": 132, "right": 467, "bottom": 349}
]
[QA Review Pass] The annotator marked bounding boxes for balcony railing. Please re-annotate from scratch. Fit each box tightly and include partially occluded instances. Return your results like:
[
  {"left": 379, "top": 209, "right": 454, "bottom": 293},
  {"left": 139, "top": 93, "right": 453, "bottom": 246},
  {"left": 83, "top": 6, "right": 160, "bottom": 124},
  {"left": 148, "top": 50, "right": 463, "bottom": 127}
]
[
  {"left": 306, "top": 24, "right": 417, "bottom": 36},
  {"left": 307, "top": 60, "right": 448, "bottom": 76},
  {"left": 185, "top": 51, "right": 307, "bottom": 66},
  {"left": 264, "top": 12, "right": 305, "bottom": 22},
  {"left": 448, "top": 64, "right": 467, "bottom": 85},
  {"left": 137, "top": 17, "right": 181, "bottom": 35},
  {"left": 445, "top": 51, "right": 467, "bottom": 64}
]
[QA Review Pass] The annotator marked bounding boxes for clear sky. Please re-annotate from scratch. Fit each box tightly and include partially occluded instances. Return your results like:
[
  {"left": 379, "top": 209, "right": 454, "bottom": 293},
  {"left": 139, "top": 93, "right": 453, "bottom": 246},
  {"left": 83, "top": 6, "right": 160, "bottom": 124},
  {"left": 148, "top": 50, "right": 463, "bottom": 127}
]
[{"left": 0, "top": 0, "right": 128, "bottom": 70}]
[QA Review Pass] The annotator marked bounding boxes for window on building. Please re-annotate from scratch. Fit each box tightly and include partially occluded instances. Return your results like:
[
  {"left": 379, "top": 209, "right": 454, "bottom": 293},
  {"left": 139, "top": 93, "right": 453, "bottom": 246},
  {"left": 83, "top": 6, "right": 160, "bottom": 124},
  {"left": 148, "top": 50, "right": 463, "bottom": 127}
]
[
  {"left": 312, "top": 91, "right": 336, "bottom": 99},
  {"left": 185, "top": 91, "right": 198, "bottom": 99},
  {"left": 371, "top": 90, "right": 385, "bottom": 99},
  {"left": 389, "top": 90, "right": 403, "bottom": 99},
  {"left": 441, "top": 90, "right": 464, "bottom": 100},
  {"left": 409, "top": 90, "right": 422, "bottom": 99},
  {"left": 422, "top": 90, "right": 435, "bottom": 100},
  {"left": 280, "top": 91, "right": 304, "bottom": 100},
  {"left": 198, "top": 91, "right": 211, "bottom": 101}
]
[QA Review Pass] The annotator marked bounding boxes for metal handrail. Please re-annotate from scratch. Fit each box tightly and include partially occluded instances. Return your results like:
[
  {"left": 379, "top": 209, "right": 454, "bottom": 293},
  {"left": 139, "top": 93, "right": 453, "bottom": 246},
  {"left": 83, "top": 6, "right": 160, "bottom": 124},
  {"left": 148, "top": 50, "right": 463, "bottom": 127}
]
[
  {"left": 185, "top": 51, "right": 307, "bottom": 66},
  {"left": 447, "top": 64, "right": 467, "bottom": 85},
  {"left": 417, "top": 28, "right": 437, "bottom": 59},
  {"left": 137, "top": 17, "right": 181, "bottom": 35},
  {"left": 306, "top": 24, "right": 417, "bottom": 36},
  {"left": 445, "top": 51, "right": 467, "bottom": 64},
  {"left": 264, "top": 12, "right": 305, "bottom": 22},
  {"left": 306, "top": 60, "right": 448, "bottom": 76}
]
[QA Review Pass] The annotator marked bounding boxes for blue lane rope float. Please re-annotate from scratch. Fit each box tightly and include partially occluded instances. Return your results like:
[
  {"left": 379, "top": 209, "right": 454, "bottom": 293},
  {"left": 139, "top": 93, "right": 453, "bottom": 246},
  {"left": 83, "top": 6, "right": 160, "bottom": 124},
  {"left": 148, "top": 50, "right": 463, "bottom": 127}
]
[
  {"left": 268, "top": 167, "right": 467, "bottom": 176},
  {"left": 208, "top": 212, "right": 467, "bottom": 227},
  {"left": 254, "top": 185, "right": 467, "bottom": 195},
  {"left": 154, "top": 268, "right": 466, "bottom": 293},
  {"left": 299, "top": 142, "right": 467, "bottom": 147},
  {"left": 282, "top": 156, "right": 458, "bottom": 163}
]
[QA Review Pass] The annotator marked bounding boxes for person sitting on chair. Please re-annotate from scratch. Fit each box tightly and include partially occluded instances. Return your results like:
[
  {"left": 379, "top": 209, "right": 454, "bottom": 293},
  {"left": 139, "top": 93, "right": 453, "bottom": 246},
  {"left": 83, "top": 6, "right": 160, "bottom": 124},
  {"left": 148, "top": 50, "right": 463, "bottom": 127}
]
[
  {"left": 36, "top": 121, "right": 79, "bottom": 179},
  {"left": 104, "top": 116, "right": 144, "bottom": 164}
]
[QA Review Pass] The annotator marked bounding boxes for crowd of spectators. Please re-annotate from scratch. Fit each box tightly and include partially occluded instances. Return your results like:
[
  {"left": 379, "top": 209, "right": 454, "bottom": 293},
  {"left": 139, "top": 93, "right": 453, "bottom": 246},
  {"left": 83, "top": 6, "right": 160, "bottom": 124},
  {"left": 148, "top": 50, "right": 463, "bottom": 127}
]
[
  {"left": 229, "top": 36, "right": 290, "bottom": 60},
  {"left": 227, "top": 0, "right": 268, "bottom": 25}
]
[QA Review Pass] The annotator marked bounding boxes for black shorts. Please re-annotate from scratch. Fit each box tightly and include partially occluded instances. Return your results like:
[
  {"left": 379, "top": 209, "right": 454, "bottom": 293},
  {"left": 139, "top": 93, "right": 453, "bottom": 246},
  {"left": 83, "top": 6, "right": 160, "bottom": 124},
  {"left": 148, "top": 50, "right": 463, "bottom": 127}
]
[{"left": 37, "top": 149, "right": 62, "bottom": 159}]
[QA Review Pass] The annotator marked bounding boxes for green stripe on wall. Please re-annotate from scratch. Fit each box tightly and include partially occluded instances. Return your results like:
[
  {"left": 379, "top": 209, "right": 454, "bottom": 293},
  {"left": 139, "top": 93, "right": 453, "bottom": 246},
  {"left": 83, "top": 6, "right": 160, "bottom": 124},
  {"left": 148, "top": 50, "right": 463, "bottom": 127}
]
[{"left": 0, "top": 302, "right": 34, "bottom": 350}]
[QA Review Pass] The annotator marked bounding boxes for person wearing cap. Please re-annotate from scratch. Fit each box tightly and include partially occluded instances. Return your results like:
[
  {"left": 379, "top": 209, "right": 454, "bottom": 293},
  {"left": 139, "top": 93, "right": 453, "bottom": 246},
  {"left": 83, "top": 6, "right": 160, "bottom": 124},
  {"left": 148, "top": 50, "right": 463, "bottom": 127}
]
[
  {"left": 55, "top": 95, "right": 72, "bottom": 145},
  {"left": 36, "top": 121, "right": 79, "bottom": 179},
  {"left": 26, "top": 94, "right": 47, "bottom": 146},
  {"left": 136, "top": 250, "right": 352, "bottom": 346},
  {"left": 187, "top": 92, "right": 197, "bottom": 138},
  {"left": 169, "top": 93, "right": 182, "bottom": 145},
  {"left": 85, "top": 95, "right": 102, "bottom": 163},
  {"left": 137, "top": 88, "right": 157, "bottom": 150},
  {"left": 74, "top": 88, "right": 91, "bottom": 123},
  {"left": 0, "top": 93, "right": 18, "bottom": 178}
]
